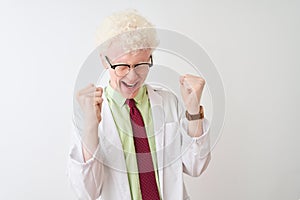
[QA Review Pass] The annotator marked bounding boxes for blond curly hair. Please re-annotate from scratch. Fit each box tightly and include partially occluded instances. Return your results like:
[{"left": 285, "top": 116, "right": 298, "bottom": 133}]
[{"left": 96, "top": 9, "right": 159, "bottom": 55}]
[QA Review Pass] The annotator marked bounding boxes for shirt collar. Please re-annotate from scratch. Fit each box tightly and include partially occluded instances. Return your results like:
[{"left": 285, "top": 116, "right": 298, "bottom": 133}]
[{"left": 105, "top": 83, "right": 147, "bottom": 107}]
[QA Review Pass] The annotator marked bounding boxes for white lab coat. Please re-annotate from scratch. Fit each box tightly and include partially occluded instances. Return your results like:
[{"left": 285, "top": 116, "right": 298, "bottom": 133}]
[{"left": 67, "top": 84, "right": 211, "bottom": 200}]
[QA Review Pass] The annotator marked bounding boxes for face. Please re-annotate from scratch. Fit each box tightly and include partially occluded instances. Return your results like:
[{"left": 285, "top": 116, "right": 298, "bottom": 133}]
[{"left": 102, "top": 49, "right": 152, "bottom": 99}]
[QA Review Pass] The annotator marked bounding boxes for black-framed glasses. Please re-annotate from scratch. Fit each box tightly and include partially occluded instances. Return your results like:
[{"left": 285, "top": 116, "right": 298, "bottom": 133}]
[{"left": 105, "top": 55, "right": 153, "bottom": 77}]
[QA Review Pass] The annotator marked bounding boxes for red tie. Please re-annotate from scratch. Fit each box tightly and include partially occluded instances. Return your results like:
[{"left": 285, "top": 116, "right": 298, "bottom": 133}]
[{"left": 126, "top": 99, "right": 160, "bottom": 200}]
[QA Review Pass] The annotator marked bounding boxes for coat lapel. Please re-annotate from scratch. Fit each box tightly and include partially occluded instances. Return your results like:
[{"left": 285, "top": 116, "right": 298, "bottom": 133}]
[
  {"left": 146, "top": 84, "right": 165, "bottom": 198},
  {"left": 98, "top": 93, "right": 131, "bottom": 199}
]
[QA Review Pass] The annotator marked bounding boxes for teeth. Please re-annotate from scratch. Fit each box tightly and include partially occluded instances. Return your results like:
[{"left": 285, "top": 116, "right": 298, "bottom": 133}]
[{"left": 124, "top": 82, "right": 136, "bottom": 87}]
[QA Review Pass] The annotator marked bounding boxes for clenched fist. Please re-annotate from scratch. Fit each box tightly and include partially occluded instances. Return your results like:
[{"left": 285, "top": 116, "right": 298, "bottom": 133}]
[
  {"left": 76, "top": 83, "right": 103, "bottom": 125},
  {"left": 179, "top": 74, "right": 205, "bottom": 114}
]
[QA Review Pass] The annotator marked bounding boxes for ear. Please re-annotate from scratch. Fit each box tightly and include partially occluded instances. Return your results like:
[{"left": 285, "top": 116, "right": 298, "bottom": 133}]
[{"left": 100, "top": 53, "right": 109, "bottom": 69}]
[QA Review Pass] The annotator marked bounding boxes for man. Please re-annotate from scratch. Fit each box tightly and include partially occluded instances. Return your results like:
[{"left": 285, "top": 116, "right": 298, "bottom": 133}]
[{"left": 68, "top": 9, "right": 211, "bottom": 200}]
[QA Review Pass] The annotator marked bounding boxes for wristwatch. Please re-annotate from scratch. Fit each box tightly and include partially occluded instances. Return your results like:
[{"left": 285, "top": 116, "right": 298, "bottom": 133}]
[{"left": 185, "top": 105, "right": 204, "bottom": 121}]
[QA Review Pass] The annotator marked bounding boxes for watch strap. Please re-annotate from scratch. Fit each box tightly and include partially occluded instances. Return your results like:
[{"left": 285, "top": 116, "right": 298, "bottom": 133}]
[{"left": 185, "top": 105, "right": 204, "bottom": 121}]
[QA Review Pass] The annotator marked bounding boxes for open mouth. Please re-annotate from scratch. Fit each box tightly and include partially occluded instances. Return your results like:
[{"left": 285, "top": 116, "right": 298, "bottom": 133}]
[{"left": 122, "top": 81, "right": 138, "bottom": 88}]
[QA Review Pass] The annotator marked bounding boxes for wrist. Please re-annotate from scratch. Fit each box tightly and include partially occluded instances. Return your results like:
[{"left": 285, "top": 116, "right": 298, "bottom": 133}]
[
  {"left": 186, "top": 105, "right": 204, "bottom": 121},
  {"left": 84, "top": 119, "right": 99, "bottom": 129},
  {"left": 187, "top": 105, "right": 200, "bottom": 115}
]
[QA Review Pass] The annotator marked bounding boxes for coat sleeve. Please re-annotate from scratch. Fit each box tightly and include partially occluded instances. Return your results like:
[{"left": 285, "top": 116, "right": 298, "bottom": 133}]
[
  {"left": 177, "top": 99, "right": 212, "bottom": 177},
  {"left": 67, "top": 117, "right": 104, "bottom": 200}
]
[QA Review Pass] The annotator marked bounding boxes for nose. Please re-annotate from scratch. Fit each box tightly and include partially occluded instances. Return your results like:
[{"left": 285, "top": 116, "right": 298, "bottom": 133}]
[{"left": 125, "top": 67, "right": 139, "bottom": 80}]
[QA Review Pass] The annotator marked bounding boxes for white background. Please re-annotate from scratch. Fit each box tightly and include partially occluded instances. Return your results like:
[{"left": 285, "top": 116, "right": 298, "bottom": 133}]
[{"left": 0, "top": 0, "right": 299, "bottom": 199}]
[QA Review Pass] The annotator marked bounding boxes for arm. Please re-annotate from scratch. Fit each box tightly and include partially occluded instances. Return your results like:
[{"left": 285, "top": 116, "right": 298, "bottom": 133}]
[
  {"left": 187, "top": 116, "right": 204, "bottom": 137},
  {"left": 181, "top": 116, "right": 211, "bottom": 177},
  {"left": 179, "top": 74, "right": 205, "bottom": 138},
  {"left": 67, "top": 118, "right": 104, "bottom": 200},
  {"left": 67, "top": 84, "right": 104, "bottom": 199},
  {"left": 179, "top": 74, "right": 211, "bottom": 176},
  {"left": 82, "top": 119, "right": 99, "bottom": 162}
]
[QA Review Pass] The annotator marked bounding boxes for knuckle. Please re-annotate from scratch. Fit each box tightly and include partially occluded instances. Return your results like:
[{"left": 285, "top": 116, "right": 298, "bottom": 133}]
[{"left": 199, "top": 78, "right": 205, "bottom": 83}]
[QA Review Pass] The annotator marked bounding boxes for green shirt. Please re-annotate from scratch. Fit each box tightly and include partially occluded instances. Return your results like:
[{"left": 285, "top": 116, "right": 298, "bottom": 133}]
[{"left": 104, "top": 84, "right": 161, "bottom": 200}]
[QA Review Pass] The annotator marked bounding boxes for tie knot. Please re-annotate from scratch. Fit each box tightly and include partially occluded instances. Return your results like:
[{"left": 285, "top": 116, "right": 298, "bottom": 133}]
[{"left": 126, "top": 99, "right": 136, "bottom": 108}]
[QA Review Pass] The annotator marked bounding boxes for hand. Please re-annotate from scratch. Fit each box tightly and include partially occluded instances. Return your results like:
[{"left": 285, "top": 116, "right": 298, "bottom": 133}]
[
  {"left": 179, "top": 74, "right": 205, "bottom": 114},
  {"left": 76, "top": 84, "right": 103, "bottom": 125}
]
